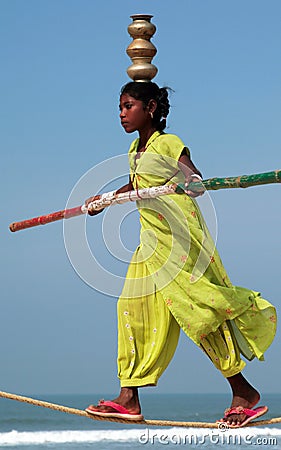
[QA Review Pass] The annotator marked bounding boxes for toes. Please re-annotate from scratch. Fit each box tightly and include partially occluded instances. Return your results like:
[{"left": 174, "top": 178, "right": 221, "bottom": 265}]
[
  {"left": 86, "top": 404, "right": 113, "bottom": 413},
  {"left": 225, "top": 414, "right": 245, "bottom": 427}
]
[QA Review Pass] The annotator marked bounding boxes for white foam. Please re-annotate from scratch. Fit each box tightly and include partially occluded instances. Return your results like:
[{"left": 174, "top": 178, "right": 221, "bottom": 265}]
[
  {"left": 0, "top": 429, "right": 137, "bottom": 446},
  {"left": 0, "top": 427, "right": 280, "bottom": 446}
]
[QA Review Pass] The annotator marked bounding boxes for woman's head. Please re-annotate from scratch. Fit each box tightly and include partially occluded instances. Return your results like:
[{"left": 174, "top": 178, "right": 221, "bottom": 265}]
[{"left": 120, "top": 82, "right": 170, "bottom": 132}]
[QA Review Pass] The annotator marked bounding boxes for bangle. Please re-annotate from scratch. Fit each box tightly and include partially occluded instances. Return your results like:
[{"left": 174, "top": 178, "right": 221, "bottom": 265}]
[{"left": 191, "top": 174, "right": 203, "bottom": 181}]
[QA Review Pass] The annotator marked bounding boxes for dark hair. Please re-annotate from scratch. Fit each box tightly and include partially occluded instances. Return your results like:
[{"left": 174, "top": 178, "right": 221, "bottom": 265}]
[{"left": 120, "top": 82, "right": 171, "bottom": 131}]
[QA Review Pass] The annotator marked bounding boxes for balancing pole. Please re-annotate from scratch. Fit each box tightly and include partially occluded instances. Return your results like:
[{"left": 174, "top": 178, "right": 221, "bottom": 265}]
[{"left": 9, "top": 170, "right": 281, "bottom": 233}]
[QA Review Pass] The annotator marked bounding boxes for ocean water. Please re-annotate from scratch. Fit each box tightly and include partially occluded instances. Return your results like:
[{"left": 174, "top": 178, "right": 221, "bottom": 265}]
[{"left": 0, "top": 393, "right": 280, "bottom": 449}]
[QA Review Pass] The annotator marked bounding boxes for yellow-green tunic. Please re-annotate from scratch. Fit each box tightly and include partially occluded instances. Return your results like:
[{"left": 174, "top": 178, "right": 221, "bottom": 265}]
[{"left": 117, "top": 131, "right": 276, "bottom": 387}]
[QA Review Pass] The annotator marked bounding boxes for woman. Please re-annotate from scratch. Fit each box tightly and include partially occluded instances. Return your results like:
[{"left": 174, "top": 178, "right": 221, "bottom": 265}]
[{"left": 85, "top": 81, "right": 276, "bottom": 428}]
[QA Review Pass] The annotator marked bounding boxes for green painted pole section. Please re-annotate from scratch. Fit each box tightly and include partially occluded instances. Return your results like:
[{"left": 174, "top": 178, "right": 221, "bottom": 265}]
[{"left": 176, "top": 170, "right": 281, "bottom": 193}]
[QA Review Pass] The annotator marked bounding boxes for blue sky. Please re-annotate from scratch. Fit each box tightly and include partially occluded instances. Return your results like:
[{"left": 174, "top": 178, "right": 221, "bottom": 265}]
[{"left": 1, "top": 0, "right": 280, "bottom": 399}]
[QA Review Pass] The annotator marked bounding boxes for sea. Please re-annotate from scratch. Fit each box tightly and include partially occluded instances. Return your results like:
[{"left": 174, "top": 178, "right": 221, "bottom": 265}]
[{"left": 0, "top": 393, "right": 280, "bottom": 449}]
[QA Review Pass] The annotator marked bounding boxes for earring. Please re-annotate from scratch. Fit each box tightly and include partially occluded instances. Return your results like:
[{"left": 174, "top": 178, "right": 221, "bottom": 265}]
[{"left": 150, "top": 112, "right": 154, "bottom": 119}]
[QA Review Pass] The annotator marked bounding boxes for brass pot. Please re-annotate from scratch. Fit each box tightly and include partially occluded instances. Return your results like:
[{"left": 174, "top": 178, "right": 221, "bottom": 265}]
[{"left": 126, "top": 15, "right": 158, "bottom": 82}]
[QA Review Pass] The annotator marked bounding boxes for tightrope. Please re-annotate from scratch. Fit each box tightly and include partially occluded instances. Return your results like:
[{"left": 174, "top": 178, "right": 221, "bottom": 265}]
[{"left": 0, "top": 391, "right": 280, "bottom": 428}]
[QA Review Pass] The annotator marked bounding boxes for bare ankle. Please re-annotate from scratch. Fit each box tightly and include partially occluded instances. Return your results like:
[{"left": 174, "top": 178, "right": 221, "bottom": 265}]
[{"left": 226, "top": 373, "right": 260, "bottom": 407}]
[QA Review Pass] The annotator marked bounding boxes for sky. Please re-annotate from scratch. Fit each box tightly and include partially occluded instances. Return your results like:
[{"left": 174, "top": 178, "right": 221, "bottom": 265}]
[{"left": 0, "top": 0, "right": 280, "bottom": 401}]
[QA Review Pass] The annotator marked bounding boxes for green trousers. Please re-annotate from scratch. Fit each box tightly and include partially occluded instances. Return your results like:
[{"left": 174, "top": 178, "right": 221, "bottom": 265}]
[{"left": 117, "top": 291, "right": 247, "bottom": 388}]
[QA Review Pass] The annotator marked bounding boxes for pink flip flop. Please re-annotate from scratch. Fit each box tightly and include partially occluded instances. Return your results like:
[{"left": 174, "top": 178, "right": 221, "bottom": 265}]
[
  {"left": 85, "top": 400, "right": 144, "bottom": 421},
  {"left": 217, "top": 405, "right": 268, "bottom": 428}
]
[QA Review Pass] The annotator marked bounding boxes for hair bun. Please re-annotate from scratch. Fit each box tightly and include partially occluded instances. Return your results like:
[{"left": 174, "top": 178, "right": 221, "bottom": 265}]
[{"left": 158, "top": 88, "right": 170, "bottom": 122}]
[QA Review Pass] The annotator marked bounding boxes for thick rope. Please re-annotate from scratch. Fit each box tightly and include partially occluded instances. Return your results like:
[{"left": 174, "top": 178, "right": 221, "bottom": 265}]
[{"left": 0, "top": 390, "right": 280, "bottom": 428}]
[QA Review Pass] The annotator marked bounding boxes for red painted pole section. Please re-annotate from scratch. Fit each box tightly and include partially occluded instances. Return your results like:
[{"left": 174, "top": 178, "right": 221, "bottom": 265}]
[{"left": 9, "top": 206, "right": 84, "bottom": 232}]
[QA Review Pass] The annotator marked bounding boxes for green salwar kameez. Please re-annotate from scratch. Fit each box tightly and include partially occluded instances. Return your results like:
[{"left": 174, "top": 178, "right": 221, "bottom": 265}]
[{"left": 117, "top": 131, "right": 276, "bottom": 387}]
